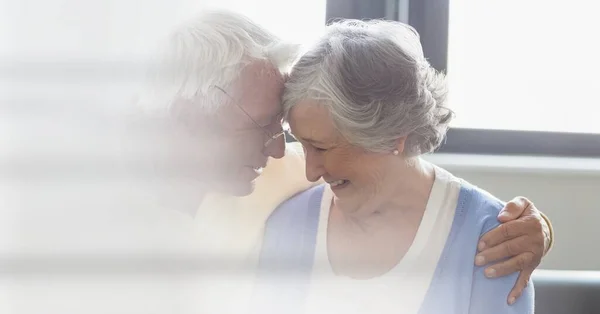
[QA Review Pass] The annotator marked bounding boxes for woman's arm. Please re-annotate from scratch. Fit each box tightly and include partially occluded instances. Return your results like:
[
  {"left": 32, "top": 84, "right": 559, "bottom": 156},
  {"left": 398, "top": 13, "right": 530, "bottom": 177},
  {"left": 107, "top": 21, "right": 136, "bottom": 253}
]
[
  {"left": 475, "top": 197, "right": 552, "bottom": 302},
  {"left": 469, "top": 266, "right": 535, "bottom": 313}
]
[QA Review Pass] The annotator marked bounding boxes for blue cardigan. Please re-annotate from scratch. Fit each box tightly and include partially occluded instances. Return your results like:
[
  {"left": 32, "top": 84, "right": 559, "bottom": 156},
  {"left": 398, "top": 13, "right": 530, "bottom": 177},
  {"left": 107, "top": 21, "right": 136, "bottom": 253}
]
[{"left": 254, "top": 182, "right": 535, "bottom": 314}]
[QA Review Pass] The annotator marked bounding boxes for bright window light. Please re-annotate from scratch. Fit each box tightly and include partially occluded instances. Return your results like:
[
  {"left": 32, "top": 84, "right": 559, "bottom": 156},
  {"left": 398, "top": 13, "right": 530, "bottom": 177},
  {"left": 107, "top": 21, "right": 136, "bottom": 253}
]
[{"left": 447, "top": 0, "right": 600, "bottom": 134}]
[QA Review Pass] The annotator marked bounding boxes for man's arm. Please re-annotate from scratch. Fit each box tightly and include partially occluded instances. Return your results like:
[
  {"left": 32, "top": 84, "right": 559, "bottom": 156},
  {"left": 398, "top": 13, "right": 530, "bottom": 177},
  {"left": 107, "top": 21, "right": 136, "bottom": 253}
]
[
  {"left": 539, "top": 211, "right": 554, "bottom": 251},
  {"left": 474, "top": 197, "right": 552, "bottom": 304}
]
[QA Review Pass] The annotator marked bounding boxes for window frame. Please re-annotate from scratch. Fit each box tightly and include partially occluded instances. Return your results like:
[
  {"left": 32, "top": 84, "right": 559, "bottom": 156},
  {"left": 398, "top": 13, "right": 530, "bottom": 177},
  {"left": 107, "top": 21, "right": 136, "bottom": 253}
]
[{"left": 322, "top": 0, "right": 600, "bottom": 158}]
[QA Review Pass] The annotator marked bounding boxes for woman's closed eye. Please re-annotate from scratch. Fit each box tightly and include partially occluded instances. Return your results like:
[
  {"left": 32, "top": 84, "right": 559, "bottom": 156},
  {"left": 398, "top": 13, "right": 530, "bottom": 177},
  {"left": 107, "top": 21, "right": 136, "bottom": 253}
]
[
  {"left": 295, "top": 136, "right": 331, "bottom": 153},
  {"left": 305, "top": 143, "right": 328, "bottom": 153}
]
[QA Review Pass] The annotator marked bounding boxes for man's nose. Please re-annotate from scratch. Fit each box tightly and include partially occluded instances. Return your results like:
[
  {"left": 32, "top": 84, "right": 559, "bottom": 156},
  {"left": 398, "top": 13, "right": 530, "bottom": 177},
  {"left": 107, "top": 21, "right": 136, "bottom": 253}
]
[{"left": 263, "top": 133, "right": 285, "bottom": 159}]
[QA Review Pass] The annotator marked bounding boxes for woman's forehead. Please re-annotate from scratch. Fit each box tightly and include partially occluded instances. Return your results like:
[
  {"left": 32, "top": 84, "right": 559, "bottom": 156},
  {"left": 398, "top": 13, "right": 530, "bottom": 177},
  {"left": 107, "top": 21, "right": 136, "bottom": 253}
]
[{"left": 289, "top": 100, "right": 338, "bottom": 141}]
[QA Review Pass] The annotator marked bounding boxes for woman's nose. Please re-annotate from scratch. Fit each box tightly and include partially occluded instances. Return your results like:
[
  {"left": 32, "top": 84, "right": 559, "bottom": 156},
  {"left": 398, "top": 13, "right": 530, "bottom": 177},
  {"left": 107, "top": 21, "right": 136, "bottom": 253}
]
[{"left": 305, "top": 152, "right": 325, "bottom": 182}]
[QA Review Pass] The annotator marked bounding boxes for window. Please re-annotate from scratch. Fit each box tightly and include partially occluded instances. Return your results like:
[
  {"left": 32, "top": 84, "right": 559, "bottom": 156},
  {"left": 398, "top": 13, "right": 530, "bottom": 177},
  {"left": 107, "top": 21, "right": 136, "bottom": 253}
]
[
  {"left": 447, "top": 0, "right": 600, "bottom": 135},
  {"left": 325, "top": 0, "right": 600, "bottom": 157}
]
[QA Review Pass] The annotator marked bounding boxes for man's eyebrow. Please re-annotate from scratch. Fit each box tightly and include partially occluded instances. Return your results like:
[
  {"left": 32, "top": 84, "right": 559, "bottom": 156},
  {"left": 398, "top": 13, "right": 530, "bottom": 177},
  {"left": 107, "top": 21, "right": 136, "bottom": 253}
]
[
  {"left": 256, "top": 111, "right": 283, "bottom": 126},
  {"left": 272, "top": 111, "right": 284, "bottom": 123}
]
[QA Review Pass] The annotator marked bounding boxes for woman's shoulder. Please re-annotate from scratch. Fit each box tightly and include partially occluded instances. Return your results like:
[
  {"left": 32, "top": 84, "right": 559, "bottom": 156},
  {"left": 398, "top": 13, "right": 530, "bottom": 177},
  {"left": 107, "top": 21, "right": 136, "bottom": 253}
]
[
  {"left": 258, "top": 184, "right": 325, "bottom": 273},
  {"left": 266, "top": 183, "right": 326, "bottom": 227},
  {"left": 430, "top": 164, "right": 506, "bottom": 235},
  {"left": 457, "top": 181, "right": 507, "bottom": 235},
  {"left": 455, "top": 181, "right": 536, "bottom": 313}
]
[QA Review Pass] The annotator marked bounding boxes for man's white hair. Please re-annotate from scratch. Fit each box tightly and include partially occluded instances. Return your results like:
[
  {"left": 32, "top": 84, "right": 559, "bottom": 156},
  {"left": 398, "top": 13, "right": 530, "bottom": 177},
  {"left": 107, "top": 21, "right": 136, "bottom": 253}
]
[{"left": 139, "top": 9, "right": 299, "bottom": 117}]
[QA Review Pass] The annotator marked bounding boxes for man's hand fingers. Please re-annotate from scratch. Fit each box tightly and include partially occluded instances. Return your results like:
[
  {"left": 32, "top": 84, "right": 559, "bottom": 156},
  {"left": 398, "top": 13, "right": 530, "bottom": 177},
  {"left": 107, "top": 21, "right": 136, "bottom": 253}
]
[
  {"left": 478, "top": 220, "right": 529, "bottom": 251},
  {"left": 475, "top": 235, "right": 530, "bottom": 266},
  {"left": 508, "top": 269, "right": 533, "bottom": 305},
  {"left": 498, "top": 197, "right": 531, "bottom": 222},
  {"left": 483, "top": 252, "right": 536, "bottom": 278}
]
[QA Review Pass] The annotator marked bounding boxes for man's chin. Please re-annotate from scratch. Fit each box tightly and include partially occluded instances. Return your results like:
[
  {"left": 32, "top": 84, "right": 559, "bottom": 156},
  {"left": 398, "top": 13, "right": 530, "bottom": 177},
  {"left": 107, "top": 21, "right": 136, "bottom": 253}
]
[{"left": 221, "top": 180, "right": 256, "bottom": 197}]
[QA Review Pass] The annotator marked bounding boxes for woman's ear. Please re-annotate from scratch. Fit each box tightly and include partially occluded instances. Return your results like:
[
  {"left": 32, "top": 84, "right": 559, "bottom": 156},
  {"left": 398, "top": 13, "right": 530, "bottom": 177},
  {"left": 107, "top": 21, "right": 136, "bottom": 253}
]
[{"left": 396, "top": 137, "right": 408, "bottom": 154}]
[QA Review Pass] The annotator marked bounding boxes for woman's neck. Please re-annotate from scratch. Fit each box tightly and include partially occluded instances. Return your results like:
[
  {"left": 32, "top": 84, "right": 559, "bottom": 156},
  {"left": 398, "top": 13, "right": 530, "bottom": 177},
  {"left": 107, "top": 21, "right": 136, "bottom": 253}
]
[
  {"left": 333, "top": 157, "right": 436, "bottom": 224},
  {"left": 327, "top": 158, "right": 437, "bottom": 278}
]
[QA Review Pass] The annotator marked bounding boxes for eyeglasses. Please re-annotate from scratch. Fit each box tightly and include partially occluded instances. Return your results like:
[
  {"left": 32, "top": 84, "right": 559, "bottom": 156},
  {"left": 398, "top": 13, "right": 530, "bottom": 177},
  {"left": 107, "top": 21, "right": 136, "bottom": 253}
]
[{"left": 212, "top": 85, "right": 287, "bottom": 148}]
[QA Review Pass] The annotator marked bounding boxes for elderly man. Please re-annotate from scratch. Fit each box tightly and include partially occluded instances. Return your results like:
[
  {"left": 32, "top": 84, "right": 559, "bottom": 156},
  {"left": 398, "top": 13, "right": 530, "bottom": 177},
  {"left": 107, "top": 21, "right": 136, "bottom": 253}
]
[{"left": 138, "top": 9, "right": 553, "bottom": 311}]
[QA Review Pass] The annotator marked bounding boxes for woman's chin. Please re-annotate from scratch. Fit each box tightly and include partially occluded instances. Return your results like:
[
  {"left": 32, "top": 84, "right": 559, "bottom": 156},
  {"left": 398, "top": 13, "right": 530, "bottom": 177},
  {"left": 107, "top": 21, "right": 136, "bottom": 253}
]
[
  {"left": 329, "top": 180, "right": 350, "bottom": 192},
  {"left": 329, "top": 180, "right": 352, "bottom": 197}
]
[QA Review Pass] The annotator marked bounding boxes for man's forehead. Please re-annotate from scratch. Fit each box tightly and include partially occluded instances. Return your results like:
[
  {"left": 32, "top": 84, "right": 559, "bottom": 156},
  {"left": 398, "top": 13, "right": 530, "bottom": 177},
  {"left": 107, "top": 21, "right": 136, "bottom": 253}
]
[
  {"left": 234, "top": 60, "right": 284, "bottom": 92},
  {"left": 230, "top": 61, "right": 284, "bottom": 122}
]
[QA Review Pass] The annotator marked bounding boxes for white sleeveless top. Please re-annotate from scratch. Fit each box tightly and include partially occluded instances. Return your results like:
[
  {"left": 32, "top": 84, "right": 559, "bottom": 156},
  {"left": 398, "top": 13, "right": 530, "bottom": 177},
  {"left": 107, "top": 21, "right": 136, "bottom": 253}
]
[{"left": 304, "top": 165, "right": 461, "bottom": 314}]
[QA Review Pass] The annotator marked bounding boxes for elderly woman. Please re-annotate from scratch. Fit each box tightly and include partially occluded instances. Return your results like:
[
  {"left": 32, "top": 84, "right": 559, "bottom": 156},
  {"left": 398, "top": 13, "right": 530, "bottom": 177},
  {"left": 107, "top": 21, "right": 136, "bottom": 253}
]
[{"left": 255, "top": 20, "right": 535, "bottom": 314}]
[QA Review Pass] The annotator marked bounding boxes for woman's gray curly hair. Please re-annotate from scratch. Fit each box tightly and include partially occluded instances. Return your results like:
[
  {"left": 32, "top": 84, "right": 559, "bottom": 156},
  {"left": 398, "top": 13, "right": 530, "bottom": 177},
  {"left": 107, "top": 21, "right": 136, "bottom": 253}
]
[{"left": 282, "top": 19, "right": 454, "bottom": 156}]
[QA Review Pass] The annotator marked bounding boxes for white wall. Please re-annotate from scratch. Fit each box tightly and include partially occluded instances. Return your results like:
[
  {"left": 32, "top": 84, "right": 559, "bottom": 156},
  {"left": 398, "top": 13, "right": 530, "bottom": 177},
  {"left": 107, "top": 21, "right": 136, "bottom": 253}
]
[{"left": 426, "top": 153, "right": 600, "bottom": 271}]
